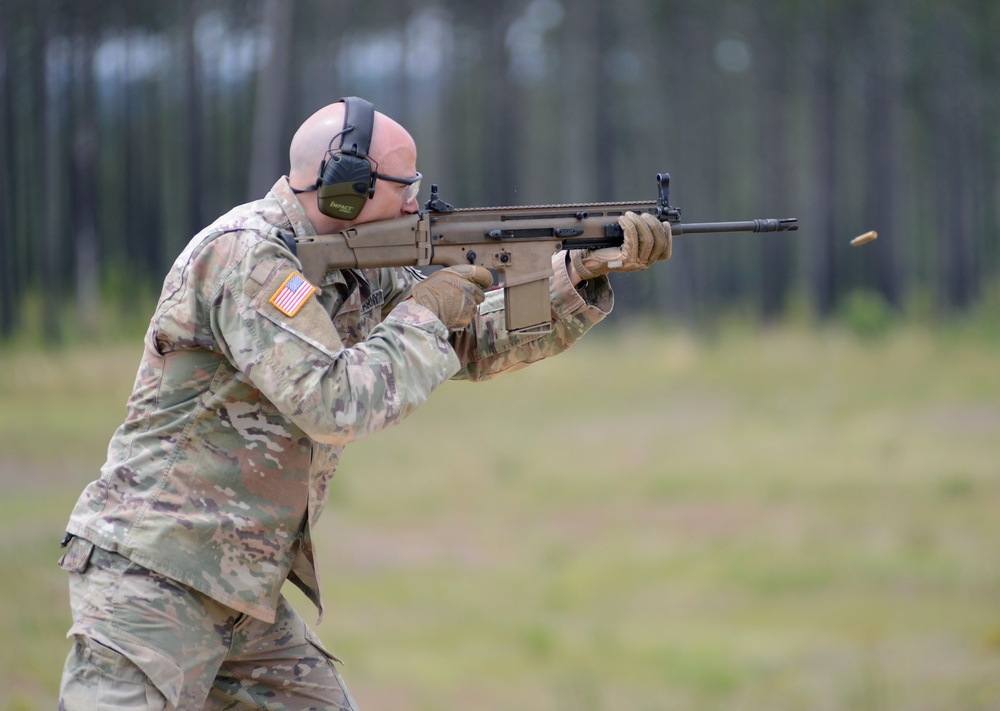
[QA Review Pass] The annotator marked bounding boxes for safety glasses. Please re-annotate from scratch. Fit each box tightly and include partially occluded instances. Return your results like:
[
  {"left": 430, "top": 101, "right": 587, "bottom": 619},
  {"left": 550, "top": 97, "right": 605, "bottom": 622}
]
[{"left": 375, "top": 171, "right": 422, "bottom": 204}]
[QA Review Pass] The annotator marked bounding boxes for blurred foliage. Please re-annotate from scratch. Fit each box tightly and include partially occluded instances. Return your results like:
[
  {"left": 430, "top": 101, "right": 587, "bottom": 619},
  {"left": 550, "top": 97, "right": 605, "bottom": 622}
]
[{"left": 839, "top": 289, "right": 894, "bottom": 341}]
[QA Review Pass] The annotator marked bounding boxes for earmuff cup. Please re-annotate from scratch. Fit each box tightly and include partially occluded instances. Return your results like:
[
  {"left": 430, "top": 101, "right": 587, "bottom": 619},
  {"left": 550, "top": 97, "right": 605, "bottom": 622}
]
[
  {"left": 317, "top": 153, "right": 375, "bottom": 220},
  {"left": 316, "top": 97, "right": 376, "bottom": 221}
]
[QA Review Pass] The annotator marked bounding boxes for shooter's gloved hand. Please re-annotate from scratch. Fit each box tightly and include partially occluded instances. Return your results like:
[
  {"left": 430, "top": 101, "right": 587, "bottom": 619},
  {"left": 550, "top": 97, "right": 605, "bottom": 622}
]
[
  {"left": 571, "top": 211, "right": 672, "bottom": 280},
  {"left": 408, "top": 265, "right": 494, "bottom": 331}
]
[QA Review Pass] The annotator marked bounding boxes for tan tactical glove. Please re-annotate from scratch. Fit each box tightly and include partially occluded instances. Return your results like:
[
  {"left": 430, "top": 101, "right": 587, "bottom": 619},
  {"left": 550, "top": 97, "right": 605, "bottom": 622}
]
[
  {"left": 408, "top": 265, "right": 494, "bottom": 331},
  {"left": 571, "top": 211, "right": 672, "bottom": 280}
]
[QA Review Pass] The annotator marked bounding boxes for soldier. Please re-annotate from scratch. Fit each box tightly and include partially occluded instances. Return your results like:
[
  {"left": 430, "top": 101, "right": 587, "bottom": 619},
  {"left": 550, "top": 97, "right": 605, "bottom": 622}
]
[{"left": 57, "top": 97, "right": 670, "bottom": 710}]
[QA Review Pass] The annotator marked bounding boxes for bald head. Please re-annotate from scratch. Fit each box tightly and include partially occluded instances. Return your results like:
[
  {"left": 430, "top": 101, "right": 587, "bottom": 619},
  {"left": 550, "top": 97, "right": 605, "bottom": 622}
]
[
  {"left": 288, "top": 100, "right": 420, "bottom": 229},
  {"left": 288, "top": 101, "right": 415, "bottom": 189}
]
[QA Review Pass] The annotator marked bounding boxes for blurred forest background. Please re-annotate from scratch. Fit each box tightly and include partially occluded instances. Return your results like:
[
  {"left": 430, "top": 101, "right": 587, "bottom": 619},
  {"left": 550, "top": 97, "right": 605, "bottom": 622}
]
[
  {"left": 2, "top": 0, "right": 999, "bottom": 344},
  {"left": 3, "top": 2, "right": 1000, "bottom": 709}
]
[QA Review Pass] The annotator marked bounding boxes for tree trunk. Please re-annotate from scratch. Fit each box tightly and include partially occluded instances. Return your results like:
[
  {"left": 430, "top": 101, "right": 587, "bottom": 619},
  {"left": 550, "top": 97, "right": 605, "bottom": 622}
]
[
  {"left": 755, "top": 6, "right": 795, "bottom": 322},
  {"left": 247, "top": 0, "right": 295, "bottom": 200},
  {"left": 559, "top": 0, "right": 602, "bottom": 203},
  {"left": 803, "top": 5, "right": 837, "bottom": 317},
  {"left": 0, "top": 3, "right": 16, "bottom": 337},
  {"left": 71, "top": 6, "right": 101, "bottom": 337},
  {"left": 933, "top": 7, "right": 977, "bottom": 311},
  {"left": 36, "top": 0, "right": 63, "bottom": 344},
  {"left": 862, "top": 1, "right": 905, "bottom": 308},
  {"left": 478, "top": 6, "right": 518, "bottom": 204},
  {"left": 182, "top": 0, "right": 204, "bottom": 237}
]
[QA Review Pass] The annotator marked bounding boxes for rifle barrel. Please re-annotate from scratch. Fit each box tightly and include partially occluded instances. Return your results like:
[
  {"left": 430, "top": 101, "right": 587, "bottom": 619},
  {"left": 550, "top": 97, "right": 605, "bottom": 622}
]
[{"left": 675, "top": 218, "right": 798, "bottom": 235}]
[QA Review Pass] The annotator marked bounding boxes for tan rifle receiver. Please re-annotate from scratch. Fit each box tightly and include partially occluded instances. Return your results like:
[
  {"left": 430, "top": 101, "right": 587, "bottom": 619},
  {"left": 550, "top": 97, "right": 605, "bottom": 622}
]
[{"left": 295, "top": 173, "right": 797, "bottom": 335}]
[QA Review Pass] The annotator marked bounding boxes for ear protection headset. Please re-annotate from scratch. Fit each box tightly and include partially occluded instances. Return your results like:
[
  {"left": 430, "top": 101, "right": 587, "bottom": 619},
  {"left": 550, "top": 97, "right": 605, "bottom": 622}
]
[{"left": 315, "top": 96, "right": 376, "bottom": 220}]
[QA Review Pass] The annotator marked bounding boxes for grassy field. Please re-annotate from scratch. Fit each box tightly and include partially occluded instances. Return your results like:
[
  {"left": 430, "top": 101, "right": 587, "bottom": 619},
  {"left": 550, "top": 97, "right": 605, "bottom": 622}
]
[{"left": 1, "top": 325, "right": 998, "bottom": 710}]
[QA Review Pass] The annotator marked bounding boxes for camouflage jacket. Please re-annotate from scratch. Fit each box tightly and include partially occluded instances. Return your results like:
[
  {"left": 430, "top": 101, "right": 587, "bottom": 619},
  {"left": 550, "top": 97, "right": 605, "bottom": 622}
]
[{"left": 66, "top": 177, "right": 613, "bottom": 623}]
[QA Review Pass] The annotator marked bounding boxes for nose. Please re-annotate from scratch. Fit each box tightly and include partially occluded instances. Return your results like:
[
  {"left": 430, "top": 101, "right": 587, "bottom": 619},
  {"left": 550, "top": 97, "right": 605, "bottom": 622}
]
[{"left": 401, "top": 197, "right": 419, "bottom": 215}]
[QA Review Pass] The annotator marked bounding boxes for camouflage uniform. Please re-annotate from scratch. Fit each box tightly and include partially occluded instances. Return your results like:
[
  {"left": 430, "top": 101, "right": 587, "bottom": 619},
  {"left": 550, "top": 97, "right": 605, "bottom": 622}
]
[{"left": 59, "top": 177, "right": 613, "bottom": 709}]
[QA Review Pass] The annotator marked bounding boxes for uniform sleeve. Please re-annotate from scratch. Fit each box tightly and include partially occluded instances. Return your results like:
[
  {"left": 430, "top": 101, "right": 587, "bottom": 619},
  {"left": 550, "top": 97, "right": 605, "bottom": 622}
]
[
  {"left": 212, "top": 239, "right": 460, "bottom": 446},
  {"left": 449, "top": 251, "right": 614, "bottom": 381},
  {"left": 378, "top": 266, "right": 424, "bottom": 316}
]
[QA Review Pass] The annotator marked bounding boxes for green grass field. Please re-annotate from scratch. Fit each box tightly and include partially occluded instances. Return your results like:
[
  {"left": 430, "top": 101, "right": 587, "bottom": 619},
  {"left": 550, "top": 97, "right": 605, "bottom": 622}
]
[{"left": 2, "top": 325, "right": 998, "bottom": 710}]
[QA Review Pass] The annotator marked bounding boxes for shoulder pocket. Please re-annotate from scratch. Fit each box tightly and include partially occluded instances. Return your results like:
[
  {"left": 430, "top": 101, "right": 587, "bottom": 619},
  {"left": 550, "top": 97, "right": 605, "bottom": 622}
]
[{"left": 249, "top": 266, "right": 345, "bottom": 359}]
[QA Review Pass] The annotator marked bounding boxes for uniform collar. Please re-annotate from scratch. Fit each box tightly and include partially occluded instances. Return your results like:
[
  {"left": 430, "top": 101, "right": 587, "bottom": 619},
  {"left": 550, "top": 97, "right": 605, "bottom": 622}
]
[
  {"left": 270, "top": 176, "right": 359, "bottom": 291},
  {"left": 270, "top": 176, "right": 317, "bottom": 240}
]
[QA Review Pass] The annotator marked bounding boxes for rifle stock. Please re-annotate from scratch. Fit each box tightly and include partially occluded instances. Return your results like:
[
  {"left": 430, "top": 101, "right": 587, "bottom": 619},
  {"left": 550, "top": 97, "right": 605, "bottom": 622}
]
[{"left": 295, "top": 173, "right": 797, "bottom": 334}]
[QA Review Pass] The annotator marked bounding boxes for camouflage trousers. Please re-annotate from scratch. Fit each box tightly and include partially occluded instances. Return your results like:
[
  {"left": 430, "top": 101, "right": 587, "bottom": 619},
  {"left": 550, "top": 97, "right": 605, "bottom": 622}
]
[{"left": 58, "top": 536, "right": 360, "bottom": 710}]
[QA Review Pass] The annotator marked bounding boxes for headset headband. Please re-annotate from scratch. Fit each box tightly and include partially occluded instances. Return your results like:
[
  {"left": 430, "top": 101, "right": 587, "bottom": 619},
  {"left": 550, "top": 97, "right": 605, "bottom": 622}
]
[{"left": 340, "top": 96, "right": 374, "bottom": 158}]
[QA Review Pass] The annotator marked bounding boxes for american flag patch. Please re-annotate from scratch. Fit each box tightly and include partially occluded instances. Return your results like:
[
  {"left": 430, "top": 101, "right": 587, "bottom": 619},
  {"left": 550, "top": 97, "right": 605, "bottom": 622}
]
[{"left": 269, "top": 272, "right": 316, "bottom": 317}]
